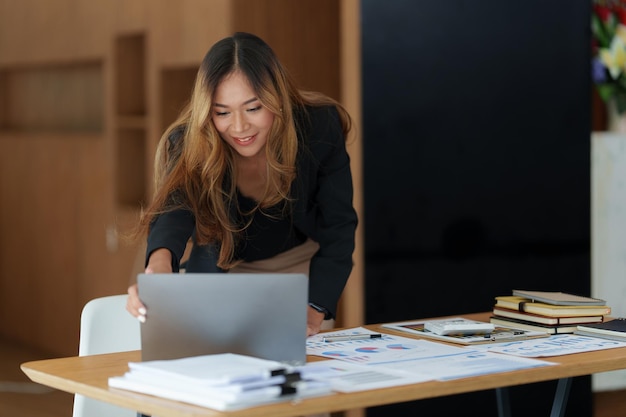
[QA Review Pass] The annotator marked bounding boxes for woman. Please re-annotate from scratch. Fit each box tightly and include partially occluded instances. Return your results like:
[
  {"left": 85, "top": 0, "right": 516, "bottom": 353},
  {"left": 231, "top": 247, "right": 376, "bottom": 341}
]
[{"left": 126, "top": 32, "right": 357, "bottom": 337}]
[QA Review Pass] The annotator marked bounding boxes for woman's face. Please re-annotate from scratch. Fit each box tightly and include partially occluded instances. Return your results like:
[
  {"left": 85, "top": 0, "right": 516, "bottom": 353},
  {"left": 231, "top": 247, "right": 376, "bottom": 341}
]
[{"left": 211, "top": 71, "right": 275, "bottom": 160}]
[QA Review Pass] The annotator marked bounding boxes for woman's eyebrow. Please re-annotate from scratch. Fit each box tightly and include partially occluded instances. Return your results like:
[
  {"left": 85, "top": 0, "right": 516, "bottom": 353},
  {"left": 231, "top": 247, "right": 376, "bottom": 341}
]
[{"left": 213, "top": 97, "right": 259, "bottom": 108}]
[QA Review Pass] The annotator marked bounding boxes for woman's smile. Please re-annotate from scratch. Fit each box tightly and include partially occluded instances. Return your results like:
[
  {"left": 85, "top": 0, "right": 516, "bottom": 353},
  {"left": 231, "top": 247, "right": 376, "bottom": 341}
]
[{"left": 212, "top": 71, "right": 275, "bottom": 159}]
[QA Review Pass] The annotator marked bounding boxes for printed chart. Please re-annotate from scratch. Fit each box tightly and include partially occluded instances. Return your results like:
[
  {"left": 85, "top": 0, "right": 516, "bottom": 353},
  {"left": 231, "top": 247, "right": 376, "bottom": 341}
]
[{"left": 306, "top": 327, "right": 554, "bottom": 380}]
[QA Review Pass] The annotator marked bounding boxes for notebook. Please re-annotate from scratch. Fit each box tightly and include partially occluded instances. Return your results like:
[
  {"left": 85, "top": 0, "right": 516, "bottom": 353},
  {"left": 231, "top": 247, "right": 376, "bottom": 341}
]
[{"left": 137, "top": 273, "right": 308, "bottom": 366}]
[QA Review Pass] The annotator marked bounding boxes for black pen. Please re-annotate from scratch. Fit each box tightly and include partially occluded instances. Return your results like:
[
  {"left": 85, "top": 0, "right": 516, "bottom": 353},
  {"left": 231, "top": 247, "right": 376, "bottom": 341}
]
[{"left": 322, "top": 333, "right": 383, "bottom": 342}]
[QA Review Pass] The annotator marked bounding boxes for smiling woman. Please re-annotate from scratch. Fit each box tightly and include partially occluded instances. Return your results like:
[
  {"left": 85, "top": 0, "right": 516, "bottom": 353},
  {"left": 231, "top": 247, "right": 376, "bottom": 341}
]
[
  {"left": 126, "top": 32, "right": 358, "bottom": 339},
  {"left": 212, "top": 72, "right": 275, "bottom": 163}
]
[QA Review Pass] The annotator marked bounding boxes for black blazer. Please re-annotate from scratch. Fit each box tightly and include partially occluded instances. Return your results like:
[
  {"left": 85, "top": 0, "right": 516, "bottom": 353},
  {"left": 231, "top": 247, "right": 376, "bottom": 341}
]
[{"left": 146, "top": 105, "right": 357, "bottom": 318}]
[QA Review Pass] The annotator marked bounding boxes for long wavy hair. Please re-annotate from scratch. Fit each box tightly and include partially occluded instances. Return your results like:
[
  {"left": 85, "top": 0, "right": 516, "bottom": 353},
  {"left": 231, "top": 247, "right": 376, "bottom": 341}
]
[{"left": 139, "top": 32, "right": 351, "bottom": 269}]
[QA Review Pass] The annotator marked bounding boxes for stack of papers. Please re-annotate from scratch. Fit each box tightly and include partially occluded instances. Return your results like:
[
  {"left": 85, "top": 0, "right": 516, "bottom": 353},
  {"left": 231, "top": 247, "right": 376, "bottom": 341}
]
[{"left": 108, "top": 353, "right": 332, "bottom": 411}]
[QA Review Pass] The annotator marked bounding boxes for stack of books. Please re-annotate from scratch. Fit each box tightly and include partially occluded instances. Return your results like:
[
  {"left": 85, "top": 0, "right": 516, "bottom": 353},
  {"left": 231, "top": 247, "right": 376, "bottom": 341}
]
[
  {"left": 489, "top": 290, "right": 611, "bottom": 334},
  {"left": 108, "top": 353, "right": 332, "bottom": 411}
]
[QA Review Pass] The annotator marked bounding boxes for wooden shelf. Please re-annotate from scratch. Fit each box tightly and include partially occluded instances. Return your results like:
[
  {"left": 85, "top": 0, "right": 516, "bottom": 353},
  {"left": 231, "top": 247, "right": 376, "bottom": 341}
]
[
  {"left": 0, "top": 62, "right": 104, "bottom": 133},
  {"left": 114, "top": 33, "right": 147, "bottom": 208},
  {"left": 160, "top": 66, "right": 197, "bottom": 132},
  {"left": 115, "top": 34, "right": 146, "bottom": 117}
]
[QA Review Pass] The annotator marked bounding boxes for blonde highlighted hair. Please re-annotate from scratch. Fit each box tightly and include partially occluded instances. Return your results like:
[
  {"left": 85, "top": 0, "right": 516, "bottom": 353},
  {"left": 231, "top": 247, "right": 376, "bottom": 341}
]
[{"left": 139, "top": 32, "right": 351, "bottom": 269}]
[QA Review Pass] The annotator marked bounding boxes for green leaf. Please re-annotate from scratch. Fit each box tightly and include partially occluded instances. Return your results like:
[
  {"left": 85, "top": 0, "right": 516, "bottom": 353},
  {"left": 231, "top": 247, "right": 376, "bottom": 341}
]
[
  {"left": 597, "top": 84, "right": 617, "bottom": 102},
  {"left": 592, "top": 14, "right": 610, "bottom": 47},
  {"left": 616, "top": 94, "right": 626, "bottom": 114},
  {"left": 608, "top": 13, "right": 619, "bottom": 37}
]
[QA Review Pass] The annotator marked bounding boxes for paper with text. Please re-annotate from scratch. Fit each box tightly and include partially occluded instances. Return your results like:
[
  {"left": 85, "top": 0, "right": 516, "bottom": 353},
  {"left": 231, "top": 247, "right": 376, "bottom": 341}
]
[
  {"left": 307, "top": 328, "right": 554, "bottom": 380},
  {"left": 484, "top": 334, "right": 626, "bottom": 357}
]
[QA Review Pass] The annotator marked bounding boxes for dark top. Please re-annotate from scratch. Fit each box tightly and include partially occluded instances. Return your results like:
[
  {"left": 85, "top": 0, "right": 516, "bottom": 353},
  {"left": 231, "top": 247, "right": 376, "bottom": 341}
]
[
  {"left": 233, "top": 192, "right": 308, "bottom": 260},
  {"left": 146, "top": 105, "right": 357, "bottom": 318}
]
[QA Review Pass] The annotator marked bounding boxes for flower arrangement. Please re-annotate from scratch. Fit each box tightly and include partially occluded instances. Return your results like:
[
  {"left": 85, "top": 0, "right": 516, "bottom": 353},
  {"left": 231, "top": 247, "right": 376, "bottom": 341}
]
[{"left": 592, "top": 1, "right": 626, "bottom": 114}]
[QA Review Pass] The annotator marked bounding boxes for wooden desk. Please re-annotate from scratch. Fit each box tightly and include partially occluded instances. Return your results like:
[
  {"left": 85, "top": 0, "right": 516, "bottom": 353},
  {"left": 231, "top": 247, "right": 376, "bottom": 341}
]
[{"left": 21, "top": 313, "right": 626, "bottom": 417}]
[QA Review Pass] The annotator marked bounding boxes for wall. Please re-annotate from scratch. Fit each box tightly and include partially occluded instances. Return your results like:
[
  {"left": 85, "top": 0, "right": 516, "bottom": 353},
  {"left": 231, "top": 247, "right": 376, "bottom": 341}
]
[
  {"left": 0, "top": 0, "right": 138, "bottom": 355},
  {"left": 361, "top": 1, "right": 591, "bottom": 416}
]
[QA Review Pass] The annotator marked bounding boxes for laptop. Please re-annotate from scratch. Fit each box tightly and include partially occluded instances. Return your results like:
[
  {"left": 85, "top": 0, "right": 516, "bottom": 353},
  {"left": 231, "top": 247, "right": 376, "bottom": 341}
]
[{"left": 137, "top": 273, "right": 308, "bottom": 365}]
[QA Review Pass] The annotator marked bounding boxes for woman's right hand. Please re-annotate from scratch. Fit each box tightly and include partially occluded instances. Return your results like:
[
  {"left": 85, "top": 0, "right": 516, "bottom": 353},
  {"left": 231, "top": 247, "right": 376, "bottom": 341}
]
[{"left": 126, "top": 248, "right": 173, "bottom": 322}]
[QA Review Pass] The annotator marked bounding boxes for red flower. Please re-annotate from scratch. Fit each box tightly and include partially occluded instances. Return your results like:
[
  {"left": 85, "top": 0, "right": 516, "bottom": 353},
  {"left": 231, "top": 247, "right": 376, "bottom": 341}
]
[
  {"left": 613, "top": 6, "right": 626, "bottom": 24},
  {"left": 595, "top": 4, "right": 613, "bottom": 21}
]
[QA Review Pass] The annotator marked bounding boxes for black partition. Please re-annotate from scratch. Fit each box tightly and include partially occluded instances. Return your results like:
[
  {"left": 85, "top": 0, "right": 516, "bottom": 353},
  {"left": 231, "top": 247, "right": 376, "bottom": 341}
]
[{"left": 361, "top": 1, "right": 592, "bottom": 416}]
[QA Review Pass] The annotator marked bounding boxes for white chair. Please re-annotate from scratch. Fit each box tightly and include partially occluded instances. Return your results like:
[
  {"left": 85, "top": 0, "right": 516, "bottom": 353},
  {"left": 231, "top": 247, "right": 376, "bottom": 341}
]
[{"left": 73, "top": 294, "right": 141, "bottom": 417}]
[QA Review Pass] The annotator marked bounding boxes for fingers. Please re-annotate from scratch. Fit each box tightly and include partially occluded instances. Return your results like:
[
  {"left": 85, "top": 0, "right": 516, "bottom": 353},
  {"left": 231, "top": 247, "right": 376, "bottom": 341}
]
[
  {"left": 126, "top": 283, "right": 147, "bottom": 323},
  {"left": 126, "top": 263, "right": 164, "bottom": 323}
]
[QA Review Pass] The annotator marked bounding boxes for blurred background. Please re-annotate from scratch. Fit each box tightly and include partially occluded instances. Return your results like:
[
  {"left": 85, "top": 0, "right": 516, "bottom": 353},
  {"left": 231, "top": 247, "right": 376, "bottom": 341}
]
[{"left": 0, "top": 1, "right": 622, "bottom": 416}]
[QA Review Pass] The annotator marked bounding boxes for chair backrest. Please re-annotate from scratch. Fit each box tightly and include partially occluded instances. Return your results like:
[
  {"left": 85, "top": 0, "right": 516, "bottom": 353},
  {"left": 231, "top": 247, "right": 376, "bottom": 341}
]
[{"left": 72, "top": 294, "right": 141, "bottom": 417}]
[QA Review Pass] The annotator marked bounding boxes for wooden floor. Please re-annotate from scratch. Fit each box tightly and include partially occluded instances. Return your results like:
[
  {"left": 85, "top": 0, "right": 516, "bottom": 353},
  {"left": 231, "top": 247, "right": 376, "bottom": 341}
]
[
  {"left": 1, "top": 339, "right": 625, "bottom": 417},
  {"left": 0, "top": 339, "right": 73, "bottom": 417}
]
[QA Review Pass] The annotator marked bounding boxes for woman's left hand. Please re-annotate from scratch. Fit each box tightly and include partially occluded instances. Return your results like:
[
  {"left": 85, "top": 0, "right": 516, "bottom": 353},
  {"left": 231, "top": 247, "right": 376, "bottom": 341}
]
[{"left": 306, "top": 306, "right": 325, "bottom": 336}]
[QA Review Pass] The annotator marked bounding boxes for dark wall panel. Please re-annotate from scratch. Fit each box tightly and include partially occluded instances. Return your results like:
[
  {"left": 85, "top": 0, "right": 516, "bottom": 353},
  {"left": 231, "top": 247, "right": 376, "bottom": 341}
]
[{"left": 362, "top": 1, "right": 591, "bottom": 416}]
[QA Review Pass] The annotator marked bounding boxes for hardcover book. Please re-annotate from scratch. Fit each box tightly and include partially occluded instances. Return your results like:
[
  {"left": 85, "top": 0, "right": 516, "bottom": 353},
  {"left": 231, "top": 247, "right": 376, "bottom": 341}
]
[
  {"left": 492, "top": 307, "right": 604, "bottom": 326},
  {"left": 490, "top": 316, "right": 577, "bottom": 335},
  {"left": 512, "top": 290, "right": 606, "bottom": 306},
  {"left": 495, "top": 296, "right": 611, "bottom": 318}
]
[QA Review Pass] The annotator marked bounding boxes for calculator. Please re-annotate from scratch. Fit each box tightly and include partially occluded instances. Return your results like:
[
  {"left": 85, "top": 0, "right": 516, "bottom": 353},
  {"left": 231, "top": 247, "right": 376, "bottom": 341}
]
[{"left": 424, "top": 320, "right": 495, "bottom": 336}]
